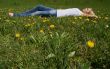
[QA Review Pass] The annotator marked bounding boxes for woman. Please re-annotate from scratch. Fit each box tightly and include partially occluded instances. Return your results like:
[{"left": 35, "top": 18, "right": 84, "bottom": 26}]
[{"left": 9, "top": 5, "right": 97, "bottom": 17}]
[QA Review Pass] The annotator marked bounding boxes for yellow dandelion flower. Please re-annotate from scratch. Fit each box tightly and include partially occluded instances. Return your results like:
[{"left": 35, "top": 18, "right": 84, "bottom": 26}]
[
  {"left": 79, "top": 16, "right": 82, "bottom": 19},
  {"left": 98, "top": 16, "right": 101, "bottom": 19},
  {"left": 86, "top": 18, "right": 90, "bottom": 21},
  {"left": 43, "top": 20, "right": 46, "bottom": 22},
  {"left": 28, "top": 19, "right": 31, "bottom": 21},
  {"left": 20, "top": 37, "right": 24, "bottom": 41},
  {"left": 8, "top": 8, "right": 12, "bottom": 12},
  {"left": 40, "top": 29, "right": 44, "bottom": 33},
  {"left": 92, "top": 20, "right": 97, "bottom": 23},
  {"left": 43, "top": 19, "right": 49, "bottom": 23},
  {"left": 25, "top": 24, "right": 28, "bottom": 27},
  {"left": 38, "top": 16, "right": 42, "bottom": 19},
  {"left": 15, "top": 33, "right": 20, "bottom": 38},
  {"left": 74, "top": 17, "right": 77, "bottom": 20},
  {"left": 87, "top": 40, "right": 95, "bottom": 48},
  {"left": 32, "top": 22, "right": 35, "bottom": 25},
  {"left": 72, "top": 22, "right": 76, "bottom": 24},
  {"left": 50, "top": 24, "right": 55, "bottom": 29},
  {"left": 105, "top": 17, "right": 109, "bottom": 20},
  {"left": 28, "top": 24, "right": 31, "bottom": 26},
  {"left": 25, "top": 23, "right": 31, "bottom": 27}
]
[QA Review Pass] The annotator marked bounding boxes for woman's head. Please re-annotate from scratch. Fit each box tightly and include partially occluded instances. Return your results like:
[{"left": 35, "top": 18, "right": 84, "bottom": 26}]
[
  {"left": 82, "top": 8, "right": 97, "bottom": 17},
  {"left": 82, "top": 8, "right": 92, "bottom": 14}
]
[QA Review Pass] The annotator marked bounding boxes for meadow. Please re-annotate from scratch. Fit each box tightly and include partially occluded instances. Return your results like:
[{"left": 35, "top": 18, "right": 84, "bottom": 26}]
[{"left": 0, "top": 0, "right": 110, "bottom": 69}]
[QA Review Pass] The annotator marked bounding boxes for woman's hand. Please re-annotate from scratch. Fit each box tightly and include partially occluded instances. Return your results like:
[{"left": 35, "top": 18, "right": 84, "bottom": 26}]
[{"left": 9, "top": 13, "right": 14, "bottom": 17}]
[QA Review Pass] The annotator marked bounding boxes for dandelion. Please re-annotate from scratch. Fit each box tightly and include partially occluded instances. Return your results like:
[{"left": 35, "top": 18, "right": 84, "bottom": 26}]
[
  {"left": 32, "top": 22, "right": 35, "bottom": 25},
  {"left": 39, "top": 29, "right": 44, "bottom": 33},
  {"left": 28, "top": 18, "right": 31, "bottom": 21},
  {"left": 25, "top": 23, "right": 31, "bottom": 27},
  {"left": 43, "top": 19, "right": 49, "bottom": 23},
  {"left": 42, "top": 18, "right": 49, "bottom": 23},
  {"left": 79, "top": 16, "right": 82, "bottom": 19},
  {"left": 105, "top": 17, "right": 109, "bottom": 20},
  {"left": 72, "top": 22, "right": 76, "bottom": 24},
  {"left": 98, "top": 16, "right": 101, "bottom": 19},
  {"left": 74, "top": 17, "right": 77, "bottom": 20},
  {"left": 20, "top": 37, "right": 25, "bottom": 41},
  {"left": 15, "top": 33, "right": 20, "bottom": 38},
  {"left": 8, "top": 8, "right": 12, "bottom": 12},
  {"left": 87, "top": 40, "right": 95, "bottom": 48},
  {"left": 85, "top": 18, "right": 90, "bottom": 21},
  {"left": 94, "top": 17, "right": 98, "bottom": 20},
  {"left": 43, "top": 20, "right": 46, "bottom": 23},
  {"left": 49, "top": 24, "right": 55, "bottom": 29},
  {"left": 92, "top": 20, "right": 97, "bottom": 23},
  {"left": 38, "top": 16, "right": 42, "bottom": 19}
]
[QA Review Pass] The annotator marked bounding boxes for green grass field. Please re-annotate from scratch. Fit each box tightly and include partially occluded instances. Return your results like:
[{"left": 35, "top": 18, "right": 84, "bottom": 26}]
[{"left": 0, "top": 0, "right": 110, "bottom": 69}]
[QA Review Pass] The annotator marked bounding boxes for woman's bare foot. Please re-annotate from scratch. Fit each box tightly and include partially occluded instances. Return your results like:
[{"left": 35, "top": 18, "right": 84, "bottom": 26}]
[{"left": 9, "top": 13, "right": 14, "bottom": 17}]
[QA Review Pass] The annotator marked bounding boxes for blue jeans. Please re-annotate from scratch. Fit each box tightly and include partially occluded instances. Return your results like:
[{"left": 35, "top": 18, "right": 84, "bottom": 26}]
[{"left": 14, "top": 5, "right": 57, "bottom": 17}]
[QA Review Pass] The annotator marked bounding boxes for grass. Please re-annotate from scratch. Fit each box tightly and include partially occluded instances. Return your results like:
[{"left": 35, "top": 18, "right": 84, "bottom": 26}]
[{"left": 0, "top": 0, "right": 110, "bottom": 69}]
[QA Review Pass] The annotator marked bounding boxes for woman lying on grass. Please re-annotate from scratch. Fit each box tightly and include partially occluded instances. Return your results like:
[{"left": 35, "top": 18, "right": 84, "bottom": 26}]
[{"left": 9, "top": 5, "right": 97, "bottom": 18}]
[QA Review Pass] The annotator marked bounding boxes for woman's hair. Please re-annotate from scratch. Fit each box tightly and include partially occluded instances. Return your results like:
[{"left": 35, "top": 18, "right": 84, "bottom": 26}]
[{"left": 82, "top": 8, "right": 97, "bottom": 17}]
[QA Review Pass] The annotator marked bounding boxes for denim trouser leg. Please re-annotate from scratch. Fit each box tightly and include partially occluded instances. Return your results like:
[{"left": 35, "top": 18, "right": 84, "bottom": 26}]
[
  {"left": 13, "top": 5, "right": 57, "bottom": 17},
  {"left": 14, "top": 10, "right": 57, "bottom": 17},
  {"left": 30, "top": 10, "right": 57, "bottom": 17},
  {"left": 14, "top": 5, "right": 55, "bottom": 16}
]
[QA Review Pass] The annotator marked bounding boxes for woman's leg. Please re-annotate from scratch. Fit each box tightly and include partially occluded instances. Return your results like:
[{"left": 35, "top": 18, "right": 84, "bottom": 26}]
[
  {"left": 9, "top": 5, "right": 56, "bottom": 17},
  {"left": 30, "top": 10, "right": 57, "bottom": 17},
  {"left": 21, "top": 5, "right": 55, "bottom": 14},
  {"left": 13, "top": 10, "right": 57, "bottom": 17}
]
